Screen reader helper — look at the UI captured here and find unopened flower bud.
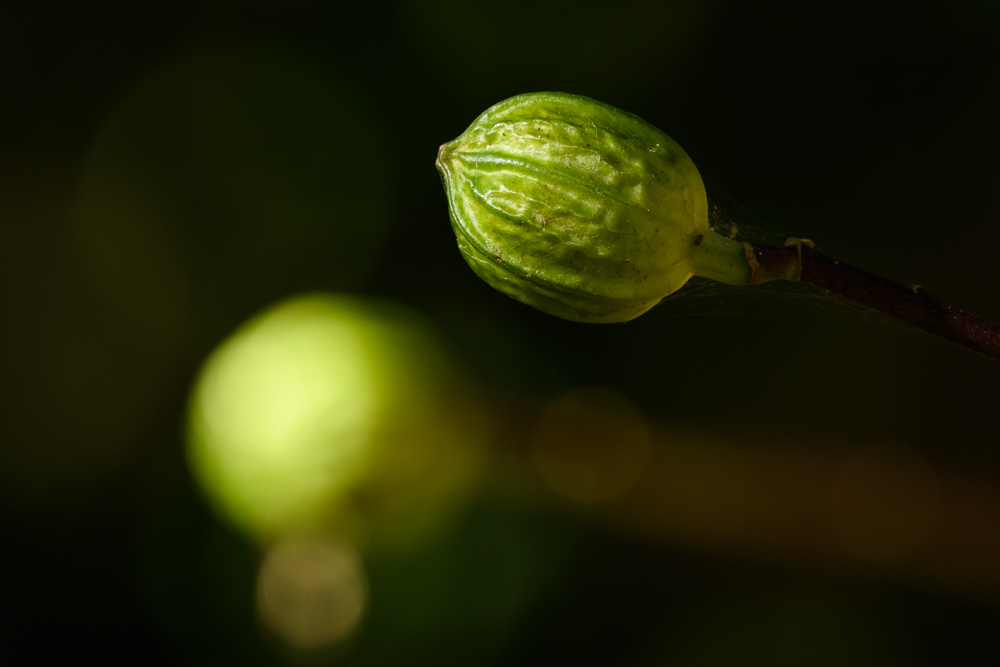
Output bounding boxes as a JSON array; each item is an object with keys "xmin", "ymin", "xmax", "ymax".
[{"xmin": 437, "ymin": 92, "xmax": 753, "ymax": 323}]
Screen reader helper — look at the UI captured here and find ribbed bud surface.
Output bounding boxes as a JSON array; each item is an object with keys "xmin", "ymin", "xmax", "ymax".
[{"xmin": 437, "ymin": 92, "xmax": 716, "ymax": 323}]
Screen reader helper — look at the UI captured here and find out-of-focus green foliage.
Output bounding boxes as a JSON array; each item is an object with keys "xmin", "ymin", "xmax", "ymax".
[
  {"xmin": 75, "ymin": 45, "xmax": 390, "ymax": 343},
  {"xmin": 187, "ymin": 293, "xmax": 486, "ymax": 549}
]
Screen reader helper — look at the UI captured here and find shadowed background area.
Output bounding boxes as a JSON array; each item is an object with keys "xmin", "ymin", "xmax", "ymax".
[{"xmin": 2, "ymin": 0, "xmax": 999, "ymax": 664}]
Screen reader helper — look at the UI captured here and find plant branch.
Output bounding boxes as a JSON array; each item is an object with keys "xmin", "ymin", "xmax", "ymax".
[{"xmin": 744, "ymin": 241, "xmax": 1000, "ymax": 361}]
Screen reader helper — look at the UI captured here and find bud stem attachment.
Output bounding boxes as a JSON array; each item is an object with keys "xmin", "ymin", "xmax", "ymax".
[{"xmin": 688, "ymin": 231, "xmax": 754, "ymax": 287}]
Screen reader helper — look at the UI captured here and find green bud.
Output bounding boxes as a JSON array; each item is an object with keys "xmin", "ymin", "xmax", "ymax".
[{"xmin": 437, "ymin": 92, "xmax": 753, "ymax": 323}]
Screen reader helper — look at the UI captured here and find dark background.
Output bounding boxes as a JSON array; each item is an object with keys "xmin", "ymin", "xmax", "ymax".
[{"xmin": 2, "ymin": 0, "xmax": 999, "ymax": 664}]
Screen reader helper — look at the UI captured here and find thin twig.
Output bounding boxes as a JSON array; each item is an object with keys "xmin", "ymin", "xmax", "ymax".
[{"xmin": 746, "ymin": 242, "xmax": 1000, "ymax": 361}]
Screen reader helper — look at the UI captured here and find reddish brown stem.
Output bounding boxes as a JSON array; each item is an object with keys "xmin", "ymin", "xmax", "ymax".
[{"xmin": 746, "ymin": 243, "xmax": 1000, "ymax": 361}]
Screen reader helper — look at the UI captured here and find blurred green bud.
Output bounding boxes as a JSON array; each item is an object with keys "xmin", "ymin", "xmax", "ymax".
[
  {"xmin": 187, "ymin": 294, "xmax": 486, "ymax": 551},
  {"xmin": 437, "ymin": 92, "xmax": 753, "ymax": 323}
]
